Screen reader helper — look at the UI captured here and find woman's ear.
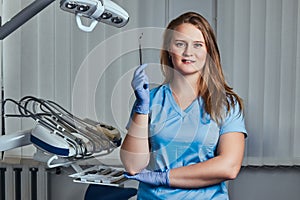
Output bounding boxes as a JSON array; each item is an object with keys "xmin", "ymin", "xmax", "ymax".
[{"xmin": 168, "ymin": 50, "xmax": 172, "ymax": 59}]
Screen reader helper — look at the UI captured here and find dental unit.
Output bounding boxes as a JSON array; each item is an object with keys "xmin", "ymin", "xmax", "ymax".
[{"xmin": 0, "ymin": 96, "xmax": 127, "ymax": 185}]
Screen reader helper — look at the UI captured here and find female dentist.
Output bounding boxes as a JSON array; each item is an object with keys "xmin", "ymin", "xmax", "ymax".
[{"xmin": 120, "ymin": 12, "xmax": 247, "ymax": 200}]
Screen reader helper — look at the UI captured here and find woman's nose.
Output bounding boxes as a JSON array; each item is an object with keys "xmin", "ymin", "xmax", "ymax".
[{"xmin": 183, "ymin": 45, "xmax": 193, "ymax": 56}]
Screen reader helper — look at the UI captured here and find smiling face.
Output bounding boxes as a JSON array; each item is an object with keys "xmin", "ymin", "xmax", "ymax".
[{"xmin": 169, "ymin": 23, "xmax": 207, "ymax": 77}]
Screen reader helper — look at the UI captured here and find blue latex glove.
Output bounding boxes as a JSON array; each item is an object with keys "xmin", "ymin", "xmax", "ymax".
[
  {"xmin": 131, "ymin": 64, "xmax": 150, "ymax": 114},
  {"xmin": 124, "ymin": 169, "xmax": 170, "ymax": 187}
]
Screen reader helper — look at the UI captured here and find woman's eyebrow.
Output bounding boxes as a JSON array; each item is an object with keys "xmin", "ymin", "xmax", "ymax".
[
  {"xmin": 194, "ymin": 40, "xmax": 205, "ymax": 44},
  {"xmin": 173, "ymin": 39, "xmax": 205, "ymax": 44},
  {"xmin": 174, "ymin": 38, "xmax": 204, "ymax": 42}
]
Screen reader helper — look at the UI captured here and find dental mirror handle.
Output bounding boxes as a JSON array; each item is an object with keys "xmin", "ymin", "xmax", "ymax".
[
  {"xmin": 139, "ymin": 33, "xmax": 143, "ymax": 65},
  {"xmin": 139, "ymin": 43, "xmax": 143, "ymax": 65}
]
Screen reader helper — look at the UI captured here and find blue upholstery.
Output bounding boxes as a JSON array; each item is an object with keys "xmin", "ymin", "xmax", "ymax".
[{"xmin": 84, "ymin": 185, "xmax": 137, "ymax": 200}]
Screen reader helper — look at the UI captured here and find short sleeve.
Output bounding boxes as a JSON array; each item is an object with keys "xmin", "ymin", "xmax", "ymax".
[{"xmin": 219, "ymin": 102, "xmax": 247, "ymax": 137}]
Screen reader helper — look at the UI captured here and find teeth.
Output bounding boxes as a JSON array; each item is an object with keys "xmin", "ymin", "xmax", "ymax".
[{"xmin": 182, "ymin": 59, "xmax": 194, "ymax": 63}]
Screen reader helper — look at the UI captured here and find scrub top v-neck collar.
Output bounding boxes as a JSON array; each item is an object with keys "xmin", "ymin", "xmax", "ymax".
[{"xmin": 166, "ymin": 83, "xmax": 199, "ymax": 117}]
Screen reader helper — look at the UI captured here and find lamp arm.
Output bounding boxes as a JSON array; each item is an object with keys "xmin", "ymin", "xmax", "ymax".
[{"xmin": 0, "ymin": 0, "xmax": 56, "ymax": 40}]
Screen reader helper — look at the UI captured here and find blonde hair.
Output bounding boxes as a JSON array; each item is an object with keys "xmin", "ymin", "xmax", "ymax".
[{"xmin": 160, "ymin": 12, "xmax": 243, "ymax": 123}]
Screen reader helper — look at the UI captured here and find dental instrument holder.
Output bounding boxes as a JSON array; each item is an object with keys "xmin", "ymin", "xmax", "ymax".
[
  {"xmin": 1, "ymin": 96, "xmax": 128, "ymax": 187},
  {"xmin": 1, "ymin": 95, "xmax": 122, "ymax": 162},
  {"xmin": 69, "ymin": 165, "xmax": 128, "ymax": 187},
  {"xmin": 33, "ymin": 149, "xmax": 130, "ymax": 187}
]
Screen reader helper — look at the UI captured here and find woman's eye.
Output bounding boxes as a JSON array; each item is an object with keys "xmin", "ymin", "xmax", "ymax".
[
  {"xmin": 194, "ymin": 43, "xmax": 203, "ymax": 48},
  {"xmin": 175, "ymin": 42, "xmax": 186, "ymax": 48}
]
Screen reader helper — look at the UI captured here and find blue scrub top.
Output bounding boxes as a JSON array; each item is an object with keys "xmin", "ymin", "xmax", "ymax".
[{"xmin": 129, "ymin": 84, "xmax": 247, "ymax": 200}]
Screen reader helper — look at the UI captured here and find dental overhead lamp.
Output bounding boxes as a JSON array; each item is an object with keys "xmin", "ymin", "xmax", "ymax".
[
  {"xmin": 61, "ymin": 0, "xmax": 129, "ymax": 32},
  {"xmin": 0, "ymin": 0, "xmax": 129, "ymax": 40}
]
